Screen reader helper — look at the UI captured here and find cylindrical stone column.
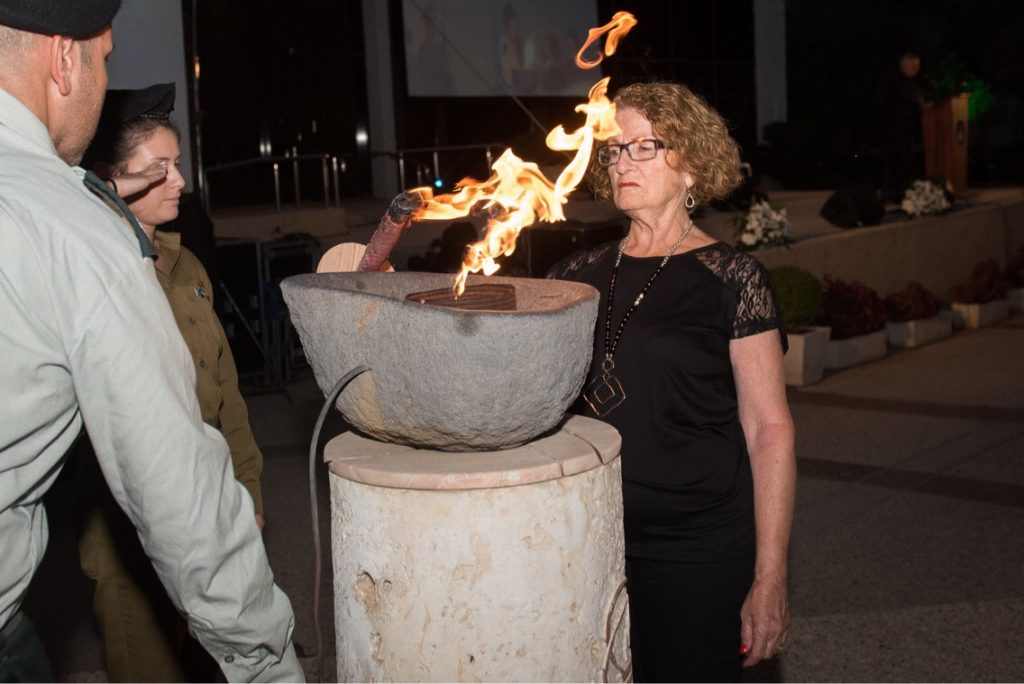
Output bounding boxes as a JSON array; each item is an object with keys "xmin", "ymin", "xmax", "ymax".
[{"xmin": 326, "ymin": 415, "xmax": 630, "ymax": 682}]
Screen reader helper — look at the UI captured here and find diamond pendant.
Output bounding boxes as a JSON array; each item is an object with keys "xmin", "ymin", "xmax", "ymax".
[{"xmin": 582, "ymin": 356, "xmax": 626, "ymax": 417}]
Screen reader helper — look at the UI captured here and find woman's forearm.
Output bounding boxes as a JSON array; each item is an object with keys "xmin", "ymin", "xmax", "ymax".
[{"xmin": 747, "ymin": 421, "xmax": 797, "ymax": 579}]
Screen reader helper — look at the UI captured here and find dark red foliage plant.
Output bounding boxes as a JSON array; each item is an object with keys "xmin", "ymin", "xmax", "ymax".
[
  {"xmin": 1006, "ymin": 247, "xmax": 1024, "ymax": 288},
  {"xmin": 952, "ymin": 259, "xmax": 1008, "ymax": 304},
  {"xmin": 884, "ymin": 281, "xmax": 941, "ymax": 322},
  {"xmin": 821, "ymin": 276, "xmax": 887, "ymax": 340}
]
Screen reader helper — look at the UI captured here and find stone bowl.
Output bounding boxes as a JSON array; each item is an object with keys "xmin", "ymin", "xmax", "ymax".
[{"xmin": 281, "ymin": 272, "xmax": 599, "ymax": 451}]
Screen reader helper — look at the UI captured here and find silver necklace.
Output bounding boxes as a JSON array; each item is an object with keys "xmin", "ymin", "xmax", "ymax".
[{"xmin": 583, "ymin": 219, "xmax": 694, "ymax": 417}]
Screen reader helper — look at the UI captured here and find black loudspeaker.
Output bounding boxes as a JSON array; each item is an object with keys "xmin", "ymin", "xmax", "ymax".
[
  {"xmin": 820, "ymin": 186, "xmax": 885, "ymax": 228},
  {"xmin": 215, "ymin": 236, "xmax": 317, "ymax": 383},
  {"xmin": 215, "ymin": 239, "xmax": 263, "ymax": 376},
  {"xmin": 521, "ymin": 219, "xmax": 627, "ymax": 277}
]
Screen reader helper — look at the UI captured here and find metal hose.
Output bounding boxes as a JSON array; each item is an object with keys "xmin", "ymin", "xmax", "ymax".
[{"xmin": 309, "ymin": 366, "xmax": 370, "ymax": 682}]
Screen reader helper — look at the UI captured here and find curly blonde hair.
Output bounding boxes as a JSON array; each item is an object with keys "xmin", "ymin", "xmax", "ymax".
[{"xmin": 588, "ymin": 82, "xmax": 741, "ymax": 208}]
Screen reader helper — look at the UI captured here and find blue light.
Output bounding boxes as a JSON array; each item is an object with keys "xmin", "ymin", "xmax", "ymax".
[{"xmin": 434, "ymin": 178, "xmax": 444, "ymax": 189}]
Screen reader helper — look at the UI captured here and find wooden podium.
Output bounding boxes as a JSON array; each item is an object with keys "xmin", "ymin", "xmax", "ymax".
[{"xmin": 922, "ymin": 93, "xmax": 970, "ymax": 197}]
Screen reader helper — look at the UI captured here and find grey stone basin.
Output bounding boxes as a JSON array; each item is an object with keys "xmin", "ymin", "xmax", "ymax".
[{"xmin": 281, "ymin": 272, "xmax": 599, "ymax": 451}]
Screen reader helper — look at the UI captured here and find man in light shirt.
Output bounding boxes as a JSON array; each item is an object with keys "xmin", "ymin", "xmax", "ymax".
[{"xmin": 0, "ymin": 1, "xmax": 303, "ymax": 680}]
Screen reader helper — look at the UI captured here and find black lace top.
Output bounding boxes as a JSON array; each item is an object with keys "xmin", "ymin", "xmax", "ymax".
[{"xmin": 549, "ymin": 240, "xmax": 786, "ymax": 562}]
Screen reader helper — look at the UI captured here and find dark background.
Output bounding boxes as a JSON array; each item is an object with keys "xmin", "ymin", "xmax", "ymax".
[
  {"xmin": 778, "ymin": 0, "xmax": 1024, "ymax": 189},
  {"xmin": 193, "ymin": 0, "xmax": 1024, "ymax": 205}
]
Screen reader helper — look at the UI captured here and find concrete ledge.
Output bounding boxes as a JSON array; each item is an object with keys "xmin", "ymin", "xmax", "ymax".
[{"xmin": 212, "ymin": 205, "xmax": 350, "ymax": 242}]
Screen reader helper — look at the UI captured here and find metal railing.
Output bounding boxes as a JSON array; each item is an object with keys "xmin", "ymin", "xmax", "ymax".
[
  {"xmin": 201, "ymin": 150, "xmax": 348, "ymax": 211},
  {"xmin": 374, "ymin": 143, "xmax": 504, "ymax": 190},
  {"xmin": 201, "ymin": 142, "xmax": 505, "ymax": 209}
]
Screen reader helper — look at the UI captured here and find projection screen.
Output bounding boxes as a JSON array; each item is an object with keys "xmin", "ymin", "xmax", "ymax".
[{"xmin": 402, "ymin": 0, "xmax": 600, "ymax": 97}]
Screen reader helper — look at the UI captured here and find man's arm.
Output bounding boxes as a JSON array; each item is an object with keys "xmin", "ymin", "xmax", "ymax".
[{"xmin": 68, "ymin": 258, "xmax": 302, "ymax": 682}]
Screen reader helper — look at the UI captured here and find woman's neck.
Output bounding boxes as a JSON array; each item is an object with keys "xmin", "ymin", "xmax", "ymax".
[
  {"xmin": 140, "ymin": 222, "xmax": 156, "ymax": 241},
  {"xmin": 623, "ymin": 213, "xmax": 693, "ymax": 257}
]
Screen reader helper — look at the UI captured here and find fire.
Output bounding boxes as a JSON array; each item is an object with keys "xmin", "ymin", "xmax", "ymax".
[
  {"xmin": 574, "ymin": 11, "xmax": 639, "ymax": 70},
  {"xmin": 410, "ymin": 12, "xmax": 637, "ymax": 296}
]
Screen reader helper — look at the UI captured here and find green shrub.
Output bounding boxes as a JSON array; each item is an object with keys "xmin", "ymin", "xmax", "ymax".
[{"xmin": 770, "ymin": 266, "xmax": 823, "ymax": 331}]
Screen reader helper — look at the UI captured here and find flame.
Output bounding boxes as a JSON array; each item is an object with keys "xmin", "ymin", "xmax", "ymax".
[
  {"xmin": 575, "ymin": 11, "xmax": 639, "ymax": 69},
  {"xmin": 410, "ymin": 12, "xmax": 637, "ymax": 296}
]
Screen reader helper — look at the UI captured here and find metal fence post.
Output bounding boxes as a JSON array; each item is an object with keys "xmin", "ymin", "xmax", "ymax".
[
  {"xmin": 273, "ymin": 162, "xmax": 281, "ymax": 211},
  {"xmin": 321, "ymin": 155, "xmax": 330, "ymax": 209},
  {"xmin": 331, "ymin": 156, "xmax": 342, "ymax": 208},
  {"xmin": 291, "ymin": 147, "xmax": 301, "ymax": 207}
]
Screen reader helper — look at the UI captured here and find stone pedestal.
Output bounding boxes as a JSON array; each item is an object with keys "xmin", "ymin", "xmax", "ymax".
[{"xmin": 326, "ymin": 415, "xmax": 630, "ymax": 682}]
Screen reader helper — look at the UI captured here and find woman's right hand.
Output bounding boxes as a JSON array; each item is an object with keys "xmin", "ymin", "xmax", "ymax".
[{"xmin": 109, "ymin": 159, "xmax": 169, "ymax": 198}]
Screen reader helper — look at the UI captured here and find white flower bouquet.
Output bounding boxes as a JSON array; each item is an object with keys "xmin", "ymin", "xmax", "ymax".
[
  {"xmin": 901, "ymin": 179, "xmax": 951, "ymax": 217},
  {"xmin": 733, "ymin": 199, "xmax": 793, "ymax": 252}
]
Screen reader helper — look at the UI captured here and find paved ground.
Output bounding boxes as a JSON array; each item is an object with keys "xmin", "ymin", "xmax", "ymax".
[{"xmin": 23, "ymin": 310, "xmax": 1024, "ymax": 682}]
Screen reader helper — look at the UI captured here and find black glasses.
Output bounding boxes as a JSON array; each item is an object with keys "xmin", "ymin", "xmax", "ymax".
[{"xmin": 597, "ymin": 138, "xmax": 669, "ymax": 167}]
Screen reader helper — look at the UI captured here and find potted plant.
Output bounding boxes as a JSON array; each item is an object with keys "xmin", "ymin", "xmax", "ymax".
[
  {"xmin": 884, "ymin": 281, "xmax": 952, "ymax": 348},
  {"xmin": 1006, "ymin": 247, "xmax": 1024, "ymax": 312},
  {"xmin": 951, "ymin": 259, "xmax": 1009, "ymax": 329},
  {"xmin": 770, "ymin": 266, "xmax": 830, "ymax": 386},
  {"xmin": 821, "ymin": 276, "xmax": 888, "ymax": 370}
]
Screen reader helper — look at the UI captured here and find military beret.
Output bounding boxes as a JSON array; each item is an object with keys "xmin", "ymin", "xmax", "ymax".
[
  {"xmin": 82, "ymin": 83, "xmax": 176, "ymax": 168},
  {"xmin": 101, "ymin": 83, "xmax": 176, "ymax": 124},
  {"xmin": 0, "ymin": 0, "xmax": 121, "ymax": 38}
]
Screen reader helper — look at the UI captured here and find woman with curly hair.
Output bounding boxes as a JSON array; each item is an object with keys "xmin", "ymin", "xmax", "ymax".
[{"xmin": 549, "ymin": 82, "xmax": 795, "ymax": 682}]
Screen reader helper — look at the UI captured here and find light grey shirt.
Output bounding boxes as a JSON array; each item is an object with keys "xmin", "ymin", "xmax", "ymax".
[{"xmin": 0, "ymin": 86, "xmax": 303, "ymax": 682}]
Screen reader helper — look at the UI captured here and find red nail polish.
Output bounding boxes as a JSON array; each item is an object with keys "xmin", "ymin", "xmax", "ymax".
[{"xmin": 739, "ymin": 644, "xmax": 750, "ymax": 655}]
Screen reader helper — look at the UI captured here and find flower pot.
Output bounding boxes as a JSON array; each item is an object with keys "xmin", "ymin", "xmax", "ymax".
[
  {"xmin": 951, "ymin": 299, "xmax": 1010, "ymax": 329},
  {"xmin": 886, "ymin": 310, "xmax": 953, "ymax": 348},
  {"xmin": 825, "ymin": 329, "xmax": 887, "ymax": 370},
  {"xmin": 783, "ymin": 326, "xmax": 830, "ymax": 386},
  {"xmin": 1009, "ymin": 288, "xmax": 1024, "ymax": 312}
]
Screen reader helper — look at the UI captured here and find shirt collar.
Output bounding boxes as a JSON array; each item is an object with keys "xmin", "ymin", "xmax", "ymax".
[
  {"xmin": 0, "ymin": 85, "xmax": 61, "ymax": 159},
  {"xmin": 153, "ymin": 230, "xmax": 182, "ymax": 275}
]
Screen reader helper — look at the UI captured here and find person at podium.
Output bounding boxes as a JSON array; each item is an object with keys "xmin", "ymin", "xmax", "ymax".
[{"xmin": 882, "ymin": 50, "xmax": 932, "ymax": 201}]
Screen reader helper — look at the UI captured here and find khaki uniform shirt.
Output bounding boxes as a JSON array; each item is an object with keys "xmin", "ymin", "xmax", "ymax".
[{"xmin": 154, "ymin": 232, "xmax": 263, "ymax": 513}]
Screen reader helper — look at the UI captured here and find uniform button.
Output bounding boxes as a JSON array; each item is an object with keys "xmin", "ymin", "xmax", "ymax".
[
  {"xmin": 224, "ymin": 655, "xmax": 234, "ymax": 664},
  {"xmin": 189, "ymin": 316, "xmax": 197, "ymax": 324},
  {"xmin": 199, "ymin": 359, "xmax": 207, "ymax": 368}
]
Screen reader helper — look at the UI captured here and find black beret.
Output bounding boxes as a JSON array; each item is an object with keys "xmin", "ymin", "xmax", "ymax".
[
  {"xmin": 82, "ymin": 83, "xmax": 176, "ymax": 169},
  {"xmin": 0, "ymin": 0, "xmax": 121, "ymax": 38},
  {"xmin": 101, "ymin": 83, "xmax": 176, "ymax": 124}
]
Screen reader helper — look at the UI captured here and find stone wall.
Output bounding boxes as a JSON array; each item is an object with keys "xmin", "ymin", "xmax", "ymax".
[{"xmin": 755, "ymin": 197, "xmax": 1024, "ymax": 299}]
